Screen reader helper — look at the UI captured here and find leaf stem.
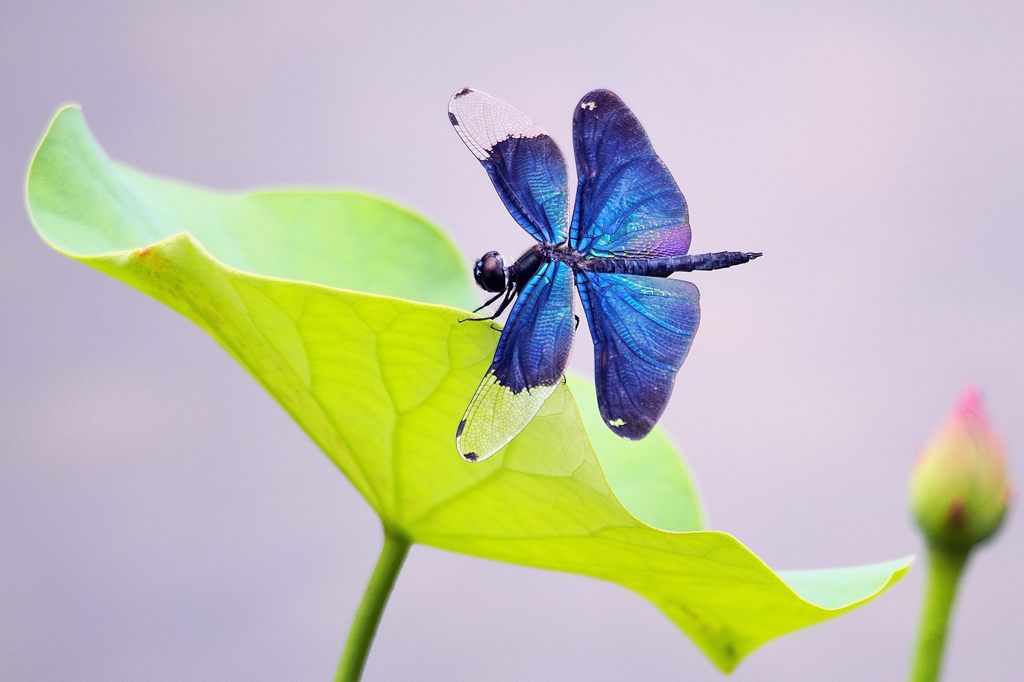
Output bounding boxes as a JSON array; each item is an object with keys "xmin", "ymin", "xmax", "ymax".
[
  {"xmin": 336, "ymin": 526, "xmax": 410, "ymax": 682},
  {"xmin": 909, "ymin": 545, "xmax": 968, "ymax": 682}
]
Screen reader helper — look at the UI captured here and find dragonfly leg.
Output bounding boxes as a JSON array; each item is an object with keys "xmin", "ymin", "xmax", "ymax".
[
  {"xmin": 459, "ymin": 286, "xmax": 516, "ymax": 323},
  {"xmin": 472, "ymin": 290, "xmax": 505, "ymax": 313},
  {"xmin": 574, "ymin": 314, "xmax": 580, "ymax": 331}
]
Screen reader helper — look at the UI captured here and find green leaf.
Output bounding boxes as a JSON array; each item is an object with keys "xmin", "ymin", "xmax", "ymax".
[
  {"xmin": 26, "ymin": 106, "xmax": 911, "ymax": 673},
  {"xmin": 568, "ymin": 374, "xmax": 705, "ymax": 532}
]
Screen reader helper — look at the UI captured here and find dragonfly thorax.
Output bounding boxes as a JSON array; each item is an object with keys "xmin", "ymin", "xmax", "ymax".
[{"xmin": 473, "ymin": 250, "xmax": 507, "ymax": 293}]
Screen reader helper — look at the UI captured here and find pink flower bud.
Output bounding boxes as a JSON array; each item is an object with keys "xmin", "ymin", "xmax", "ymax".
[{"xmin": 909, "ymin": 387, "xmax": 1011, "ymax": 551}]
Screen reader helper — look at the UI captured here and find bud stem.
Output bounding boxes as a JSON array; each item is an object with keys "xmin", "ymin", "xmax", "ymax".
[{"xmin": 910, "ymin": 545, "xmax": 968, "ymax": 682}]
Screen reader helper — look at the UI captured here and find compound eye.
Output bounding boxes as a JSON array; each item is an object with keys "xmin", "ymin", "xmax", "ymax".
[{"xmin": 476, "ymin": 251, "xmax": 506, "ymax": 292}]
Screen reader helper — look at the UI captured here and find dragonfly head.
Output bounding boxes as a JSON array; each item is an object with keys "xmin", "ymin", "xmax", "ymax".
[{"xmin": 473, "ymin": 250, "xmax": 508, "ymax": 293}]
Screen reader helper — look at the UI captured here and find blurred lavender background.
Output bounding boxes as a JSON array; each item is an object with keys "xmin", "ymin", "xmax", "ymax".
[{"xmin": 2, "ymin": 1, "xmax": 1022, "ymax": 679}]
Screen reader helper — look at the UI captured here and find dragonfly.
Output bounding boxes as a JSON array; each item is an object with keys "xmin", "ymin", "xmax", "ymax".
[{"xmin": 449, "ymin": 87, "xmax": 760, "ymax": 462}]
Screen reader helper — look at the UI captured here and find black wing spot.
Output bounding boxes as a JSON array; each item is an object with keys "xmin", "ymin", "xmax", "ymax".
[
  {"xmin": 454, "ymin": 87, "xmax": 472, "ymax": 98},
  {"xmin": 463, "ymin": 452, "xmax": 479, "ymax": 462},
  {"xmin": 456, "ymin": 419, "xmax": 466, "ymax": 437},
  {"xmin": 448, "ymin": 111, "xmax": 459, "ymax": 125}
]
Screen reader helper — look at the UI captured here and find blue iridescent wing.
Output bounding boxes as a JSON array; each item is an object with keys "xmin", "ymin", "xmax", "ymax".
[
  {"xmin": 457, "ymin": 261, "xmax": 575, "ymax": 461},
  {"xmin": 575, "ymin": 271, "xmax": 700, "ymax": 440},
  {"xmin": 569, "ymin": 89, "xmax": 691, "ymax": 258},
  {"xmin": 449, "ymin": 88, "xmax": 569, "ymax": 244}
]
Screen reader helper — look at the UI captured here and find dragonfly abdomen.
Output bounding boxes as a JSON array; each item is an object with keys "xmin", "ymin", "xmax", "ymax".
[{"xmin": 582, "ymin": 251, "xmax": 762, "ymax": 277}]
